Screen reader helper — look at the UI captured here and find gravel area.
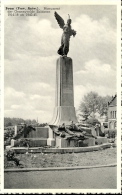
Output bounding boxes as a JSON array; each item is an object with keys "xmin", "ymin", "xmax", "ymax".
[{"xmin": 4, "ymin": 147, "xmax": 117, "ymax": 169}]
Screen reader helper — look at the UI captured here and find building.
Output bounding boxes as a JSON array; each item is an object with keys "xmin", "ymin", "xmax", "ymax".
[{"xmin": 107, "ymin": 94, "xmax": 117, "ymax": 130}]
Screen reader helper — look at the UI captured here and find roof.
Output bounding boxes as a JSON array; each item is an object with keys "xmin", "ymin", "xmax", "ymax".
[{"xmin": 108, "ymin": 94, "xmax": 117, "ymax": 107}]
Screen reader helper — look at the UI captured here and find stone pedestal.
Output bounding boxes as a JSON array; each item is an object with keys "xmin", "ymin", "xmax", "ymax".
[
  {"xmin": 11, "ymin": 126, "xmax": 55, "ymax": 147},
  {"xmin": 78, "ymin": 138, "xmax": 95, "ymax": 147},
  {"xmin": 11, "ymin": 138, "xmax": 48, "ymax": 147},
  {"xmin": 27, "ymin": 127, "xmax": 49, "ymax": 138},
  {"xmin": 56, "ymin": 137, "xmax": 95, "ymax": 148},
  {"xmin": 47, "ymin": 138, "xmax": 55, "ymax": 146},
  {"xmin": 47, "ymin": 126, "xmax": 55, "ymax": 146},
  {"xmin": 50, "ymin": 56, "xmax": 77, "ymax": 125},
  {"xmin": 28, "ymin": 138, "xmax": 47, "ymax": 147},
  {"xmin": 83, "ymin": 138, "xmax": 95, "ymax": 146},
  {"xmin": 56, "ymin": 137, "xmax": 67, "ymax": 148}
]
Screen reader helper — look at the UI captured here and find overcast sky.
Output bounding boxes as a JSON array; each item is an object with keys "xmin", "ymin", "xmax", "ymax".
[{"xmin": 4, "ymin": 4, "xmax": 117, "ymax": 123}]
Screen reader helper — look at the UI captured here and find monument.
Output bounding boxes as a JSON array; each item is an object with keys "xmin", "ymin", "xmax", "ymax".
[
  {"xmin": 8, "ymin": 12, "xmax": 108, "ymax": 150},
  {"xmin": 50, "ymin": 12, "xmax": 77, "ymax": 126}
]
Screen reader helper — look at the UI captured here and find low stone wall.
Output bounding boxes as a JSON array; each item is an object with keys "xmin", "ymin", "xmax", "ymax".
[
  {"xmin": 95, "ymin": 137, "xmax": 108, "ymax": 145},
  {"xmin": 47, "ymin": 138, "xmax": 55, "ymax": 147},
  {"xmin": 29, "ymin": 138, "xmax": 47, "ymax": 147},
  {"xmin": 11, "ymin": 126, "xmax": 108, "ymax": 148},
  {"xmin": 6, "ymin": 143, "xmax": 113, "ymax": 154},
  {"xmin": 11, "ymin": 126, "xmax": 55, "ymax": 147},
  {"xmin": 11, "ymin": 139, "xmax": 20, "ymax": 147},
  {"xmin": 56, "ymin": 137, "xmax": 95, "ymax": 148},
  {"xmin": 79, "ymin": 138, "xmax": 95, "ymax": 147},
  {"xmin": 27, "ymin": 127, "xmax": 49, "ymax": 138},
  {"xmin": 11, "ymin": 138, "xmax": 47, "ymax": 147}
]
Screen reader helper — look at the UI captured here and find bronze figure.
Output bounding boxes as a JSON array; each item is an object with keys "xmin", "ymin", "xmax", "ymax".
[{"xmin": 54, "ymin": 11, "xmax": 76, "ymax": 56}]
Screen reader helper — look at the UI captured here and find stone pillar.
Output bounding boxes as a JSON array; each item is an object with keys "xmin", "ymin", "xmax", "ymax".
[
  {"xmin": 14, "ymin": 125, "xmax": 17, "ymax": 136},
  {"xmin": 50, "ymin": 56, "xmax": 77, "ymax": 125}
]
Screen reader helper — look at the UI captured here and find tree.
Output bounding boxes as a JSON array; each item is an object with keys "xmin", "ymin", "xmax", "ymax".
[
  {"xmin": 4, "ymin": 117, "xmax": 38, "ymax": 127},
  {"xmin": 79, "ymin": 91, "xmax": 111, "ymax": 119},
  {"xmin": 6, "ymin": 122, "xmax": 13, "ymax": 127}
]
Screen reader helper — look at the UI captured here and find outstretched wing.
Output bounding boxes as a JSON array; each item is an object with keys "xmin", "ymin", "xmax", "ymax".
[{"xmin": 54, "ymin": 11, "xmax": 65, "ymax": 29}]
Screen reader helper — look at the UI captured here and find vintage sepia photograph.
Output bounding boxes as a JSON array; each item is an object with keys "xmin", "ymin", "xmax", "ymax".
[{"xmin": 1, "ymin": 0, "xmax": 121, "ymax": 193}]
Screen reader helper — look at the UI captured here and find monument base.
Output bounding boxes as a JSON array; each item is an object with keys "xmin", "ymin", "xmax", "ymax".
[
  {"xmin": 95, "ymin": 137, "xmax": 108, "ymax": 145},
  {"xmin": 79, "ymin": 138, "xmax": 95, "ymax": 147},
  {"xmin": 50, "ymin": 106, "xmax": 77, "ymax": 126},
  {"xmin": 11, "ymin": 138, "xmax": 47, "ymax": 147},
  {"xmin": 11, "ymin": 126, "xmax": 55, "ymax": 147},
  {"xmin": 47, "ymin": 138, "xmax": 55, "ymax": 147},
  {"xmin": 56, "ymin": 137, "xmax": 95, "ymax": 148}
]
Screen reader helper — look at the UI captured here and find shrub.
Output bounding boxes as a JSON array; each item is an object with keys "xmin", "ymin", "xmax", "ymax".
[
  {"xmin": 19, "ymin": 138, "xmax": 30, "ymax": 147},
  {"xmin": 13, "ymin": 126, "xmax": 24, "ymax": 139},
  {"xmin": 4, "ymin": 129, "xmax": 15, "ymax": 141},
  {"xmin": 5, "ymin": 150, "xmax": 20, "ymax": 166},
  {"xmin": 4, "ymin": 129, "xmax": 15, "ymax": 146},
  {"xmin": 104, "ymin": 129, "xmax": 117, "ymax": 138},
  {"xmin": 38, "ymin": 123, "xmax": 48, "ymax": 127},
  {"xmin": 23, "ymin": 125, "xmax": 36, "ymax": 138},
  {"xmin": 13, "ymin": 125, "xmax": 36, "ymax": 139},
  {"xmin": 86, "ymin": 118, "xmax": 100, "ymax": 126}
]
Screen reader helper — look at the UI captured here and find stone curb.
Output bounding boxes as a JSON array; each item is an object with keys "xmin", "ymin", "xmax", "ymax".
[
  {"xmin": 4, "ymin": 164, "xmax": 117, "ymax": 172},
  {"xmin": 6, "ymin": 143, "xmax": 116, "ymax": 154}
]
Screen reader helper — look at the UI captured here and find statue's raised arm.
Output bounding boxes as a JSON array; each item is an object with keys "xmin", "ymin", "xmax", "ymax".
[{"xmin": 54, "ymin": 11, "xmax": 76, "ymax": 56}]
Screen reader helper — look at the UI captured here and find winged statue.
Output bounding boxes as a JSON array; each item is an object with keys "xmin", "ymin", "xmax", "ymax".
[{"xmin": 54, "ymin": 11, "xmax": 76, "ymax": 56}]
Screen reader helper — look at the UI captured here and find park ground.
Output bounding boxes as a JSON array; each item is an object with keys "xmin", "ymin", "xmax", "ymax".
[{"xmin": 4, "ymin": 147, "xmax": 116, "ymax": 169}]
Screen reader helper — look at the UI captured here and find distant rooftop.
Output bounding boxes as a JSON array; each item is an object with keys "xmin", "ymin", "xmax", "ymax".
[{"xmin": 108, "ymin": 94, "xmax": 117, "ymax": 107}]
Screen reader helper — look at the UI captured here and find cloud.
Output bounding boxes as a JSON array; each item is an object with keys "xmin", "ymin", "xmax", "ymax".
[
  {"xmin": 29, "ymin": 94, "xmax": 54, "ymax": 111},
  {"xmin": 4, "ymin": 55, "xmax": 56, "ymax": 95},
  {"xmin": 69, "ymin": 14, "xmax": 116, "ymax": 70},
  {"xmin": 5, "ymin": 13, "xmax": 116, "ymax": 66},
  {"xmin": 73, "ymin": 15, "xmax": 116, "ymax": 45},
  {"xmin": 5, "ymin": 17, "xmax": 61, "ymax": 60},
  {"xmin": 4, "ymin": 87, "xmax": 54, "ymax": 122},
  {"xmin": 4, "ymin": 87, "xmax": 26, "ymax": 109},
  {"xmin": 74, "ymin": 83, "xmax": 116, "ymax": 110},
  {"xmin": 74, "ymin": 59, "xmax": 116, "ymax": 110},
  {"xmin": 74, "ymin": 59, "xmax": 116, "ymax": 88}
]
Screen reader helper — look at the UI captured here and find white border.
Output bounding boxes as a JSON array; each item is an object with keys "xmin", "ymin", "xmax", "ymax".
[{"xmin": 1, "ymin": 0, "xmax": 121, "ymax": 193}]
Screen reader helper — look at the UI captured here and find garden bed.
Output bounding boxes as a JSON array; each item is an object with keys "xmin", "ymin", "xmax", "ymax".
[{"xmin": 4, "ymin": 147, "xmax": 116, "ymax": 169}]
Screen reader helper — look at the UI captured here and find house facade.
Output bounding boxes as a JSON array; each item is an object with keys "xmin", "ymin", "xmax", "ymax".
[{"xmin": 107, "ymin": 94, "xmax": 117, "ymax": 130}]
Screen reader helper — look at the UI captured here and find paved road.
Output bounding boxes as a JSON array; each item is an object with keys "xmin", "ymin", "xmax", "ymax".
[{"xmin": 4, "ymin": 167, "xmax": 117, "ymax": 189}]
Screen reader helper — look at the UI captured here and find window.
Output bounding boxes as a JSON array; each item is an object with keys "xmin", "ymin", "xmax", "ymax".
[
  {"xmin": 110, "ymin": 111, "xmax": 112, "ymax": 118},
  {"xmin": 113, "ymin": 111, "xmax": 114, "ymax": 118},
  {"xmin": 115, "ymin": 111, "xmax": 116, "ymax": 118}
]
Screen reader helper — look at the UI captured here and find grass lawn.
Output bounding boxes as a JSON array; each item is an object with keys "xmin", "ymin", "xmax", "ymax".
[{"xmin": 4, "ymin": 147, "xmax": 116, "ymax": 169}]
